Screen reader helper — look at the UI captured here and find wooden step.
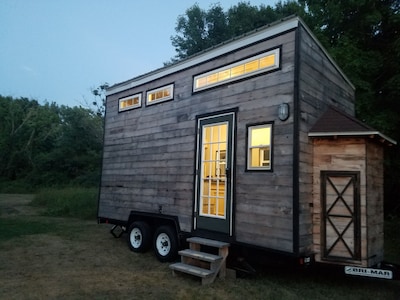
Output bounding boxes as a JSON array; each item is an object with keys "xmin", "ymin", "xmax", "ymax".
[
  {"xmin": 170, "ymin": 262, "xmax": 214, "ymax": 283},
  {"xmin": 187, "ymin": 237, "xmax": 230, "ymax": 249},
  {"xmin": 179, "ymin": 249, "xmax": 222, "ymax": 263},
  {"xmin": 171, "ymin": 237, "xmax": 231, "ymax": 285}
]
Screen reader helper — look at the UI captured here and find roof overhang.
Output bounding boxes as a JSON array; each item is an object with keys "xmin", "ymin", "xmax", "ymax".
[{"xmin": 308, "ymin": 131, "xmax": 397, "ymax": 146}]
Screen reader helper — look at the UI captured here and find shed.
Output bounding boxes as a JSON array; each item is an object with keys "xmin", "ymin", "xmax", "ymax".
[{"xmin": 309, "ymin": 107, "xmax": 395, "ymax": 266}]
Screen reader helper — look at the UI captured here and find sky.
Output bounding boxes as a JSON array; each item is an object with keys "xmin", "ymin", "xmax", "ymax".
[{"xmin": 0, "ymin": 0, "xmax": 278, "ymax": 108}]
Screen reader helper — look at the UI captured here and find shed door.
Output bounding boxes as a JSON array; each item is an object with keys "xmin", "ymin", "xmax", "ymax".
[
  {"xmin": 321, "ymin": 171, "xmax": 361, "ymax": 261},
  {"xmin": 194, "ymin": 113, "xmax": 234, "ymax": 236}
]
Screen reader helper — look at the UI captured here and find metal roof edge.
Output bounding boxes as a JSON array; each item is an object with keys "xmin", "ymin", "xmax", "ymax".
[
  {"xmin": 106, "ymin": 16, "xmax": 301, "ymax": 96},
  {"xmin": 308, "ymin": 131, "xmax": 397, "ymax": 145}
]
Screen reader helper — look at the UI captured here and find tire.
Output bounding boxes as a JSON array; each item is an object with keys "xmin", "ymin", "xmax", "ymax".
[
  {"xmin": 127, "ymin": 221, "xmax": 151, "ymax": 253},
  {"xmin": 153, "ymin": 225, "xmax": 178, "ymax": 262}
]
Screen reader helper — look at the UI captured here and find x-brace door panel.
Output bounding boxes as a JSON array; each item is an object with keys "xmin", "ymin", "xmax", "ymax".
[{"xmin": 321, "ymin": 171, "xmax": 361, "ymax": 262}]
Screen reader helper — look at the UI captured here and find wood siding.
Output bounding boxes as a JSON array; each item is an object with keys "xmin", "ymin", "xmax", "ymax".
[
  {"xmin": 296, "ymin": 24, "xmax": 355, "ymax": 254},
  {"xmin": 99, "ymin": 30, "xmax": 297, "ymax": 252}
]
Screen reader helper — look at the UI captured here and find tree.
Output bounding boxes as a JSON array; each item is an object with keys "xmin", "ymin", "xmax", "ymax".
[
  {"xmin": 91, "ymin": 82, "xmax": 109, "ymax": 116},
  {"xmin": 170, "ymin": 1, "xmax": 303, "ymax": 62},
  {"xmin": 0, "ymin": 95, "xmax": 104, "ymax": 190},
  {"xmin": 171, "ymin": 4, "xmax": 210, "ymax": 61}
]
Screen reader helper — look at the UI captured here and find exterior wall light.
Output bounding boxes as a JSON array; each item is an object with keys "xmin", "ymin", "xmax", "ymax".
[{"xmin": 278, "ymin": 103, "xmax": 290, "ymax": 121}]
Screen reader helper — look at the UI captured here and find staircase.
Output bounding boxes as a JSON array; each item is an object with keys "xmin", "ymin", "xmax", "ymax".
[{"xmin": 169, "ymin": 237, "xmax": 230, "ymax": 285}]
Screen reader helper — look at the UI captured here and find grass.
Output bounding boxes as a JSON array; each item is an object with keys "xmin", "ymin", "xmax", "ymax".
[
  {"xmin": 0, "ymin": 193, "xmax": 399, "ymax": 299},
  {"xmin": 0, "ymin": 217, "xmax": 56, "ymax": 242},
  {"xmin": 31, "ymin": 186, "xmax": 98, "ymax": 219}
]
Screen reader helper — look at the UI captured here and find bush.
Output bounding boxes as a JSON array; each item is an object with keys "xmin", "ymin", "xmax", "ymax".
[{"xmin": 32, "ymin": 187, "xmax": 98, "ymax": 220}]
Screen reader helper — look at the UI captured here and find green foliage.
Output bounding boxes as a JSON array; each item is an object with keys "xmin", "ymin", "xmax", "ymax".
[
  {"xmin": 0, "ymin": 95, "xmax": 103, "ymax": 191},
  {"xmin": 170, "ymin": 1, "xmax": 303, "ymax": 62},
  {"xmin": 385, "ymin": 216, "xmax": 400, "ymax": 264},
  {"xmin": 32, "ymin": 187, "xmax": 98, "ymax": 219}
]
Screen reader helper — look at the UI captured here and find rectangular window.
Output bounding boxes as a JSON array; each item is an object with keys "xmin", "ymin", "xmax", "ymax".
[
  {"xmin": 193, "ymin": 48, "xmax": 280, "ymax": 92},
  {"xmin": 247, "ymin": 124, "xmax": 272, "ymax": 170},
  {"xmin": 146, "ymin": 84, "xmax": 174, "ymax": 105},
  {"xmin": 119, "ymin": 93, "xmax": 142, "ymax": 112}
]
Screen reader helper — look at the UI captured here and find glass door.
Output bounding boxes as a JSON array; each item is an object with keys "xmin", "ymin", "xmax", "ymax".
[{"xmin": 195, "ymin": 113, "xmax": 234, "ymax": 235}]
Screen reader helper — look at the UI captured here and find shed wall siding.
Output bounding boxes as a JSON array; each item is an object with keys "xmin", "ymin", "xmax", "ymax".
[{"xmin": 312, "ymin": 138, "xmax": 369, "ymax": 266}]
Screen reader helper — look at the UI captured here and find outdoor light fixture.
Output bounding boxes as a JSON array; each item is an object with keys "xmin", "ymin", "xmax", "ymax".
[{"xmin": 278, "ymin": 103, "xmax": 289, "ymax": 121}]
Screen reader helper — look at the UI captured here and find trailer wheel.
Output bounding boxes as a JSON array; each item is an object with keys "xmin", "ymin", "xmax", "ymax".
[
  {"xmin": 127, "ymin": 221, "xmax": 151, "ymax": 253},
  {"xmin": 153, "ymin": 225, "xmax": 178, "ymax": 262}
]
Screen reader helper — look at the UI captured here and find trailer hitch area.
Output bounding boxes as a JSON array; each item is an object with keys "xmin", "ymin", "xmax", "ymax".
[
  {"xmin": 344, "ymin": 262, "xmax": 400, "ymax": 280},
  {"xmin": 110, "ymin": 225, "xmax": 125, "ymax": 238}
]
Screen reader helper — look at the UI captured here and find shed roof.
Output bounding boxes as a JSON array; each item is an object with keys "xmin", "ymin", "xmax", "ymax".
[{"xmin": 308, "ymin": 107, "xmax": 396, "ymax": 145}]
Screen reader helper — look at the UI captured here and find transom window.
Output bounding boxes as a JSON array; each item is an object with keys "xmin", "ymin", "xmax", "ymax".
[
  {"xmin": 193, "ymin": 48, "xmax": 280, "ymax": 92},
  {"xmin": 146, "ymin": 84, "xmax": 174, "ymax": 105},
  {"xmin": 119, "ymin": 93, "xmax": 142, "ymax": 112},
  {"xmin": 247, "ymin": 124, "xmax": 272, "ymax": 170}
]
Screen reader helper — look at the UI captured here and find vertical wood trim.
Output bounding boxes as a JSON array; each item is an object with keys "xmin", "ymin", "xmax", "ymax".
[{"xmin": 292, "ymin": 25, "xmax": 301, "ymax": 254}]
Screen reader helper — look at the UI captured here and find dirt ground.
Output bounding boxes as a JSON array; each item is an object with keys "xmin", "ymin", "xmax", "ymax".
[{"xmin": 0, "ymin": 194, "xmax": 399, "ymax": 300}]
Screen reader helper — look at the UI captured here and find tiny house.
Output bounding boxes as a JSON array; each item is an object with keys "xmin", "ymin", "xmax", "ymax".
[{"xmin": 98, "ymin": 16, "xmax": 395, "ymax": 278}]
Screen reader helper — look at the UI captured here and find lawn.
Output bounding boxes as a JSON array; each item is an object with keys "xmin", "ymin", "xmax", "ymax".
[{"xmin": 0, "ymin": 193, "xmax": 399, "ymax": 299}]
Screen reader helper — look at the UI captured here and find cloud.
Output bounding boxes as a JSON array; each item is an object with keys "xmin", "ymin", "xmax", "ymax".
[{"xmin": 20, "ymin": 65, "xmax": 39, "ymax": 77}]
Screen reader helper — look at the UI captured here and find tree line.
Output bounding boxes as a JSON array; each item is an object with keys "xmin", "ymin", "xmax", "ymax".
[{"xmin": 0, "ymin": 95, "xmax": 103, "ymax": 191}]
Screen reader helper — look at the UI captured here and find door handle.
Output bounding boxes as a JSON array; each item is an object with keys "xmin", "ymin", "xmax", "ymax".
[{"xmin": 225, "ymin": 167, "xmax": 231, "ymax": 178}]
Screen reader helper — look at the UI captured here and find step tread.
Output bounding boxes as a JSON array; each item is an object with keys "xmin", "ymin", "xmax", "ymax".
[
  {"xmin": 170, "ymin": 262, "xmax": 214, "ymax": 278},
  {"xmin": 179, "ymin": 249, "xmax": 222, "ymax": 262},
  {"xmin": 187, "ymin": 237, "xmax": 230, "ymax": 248}
]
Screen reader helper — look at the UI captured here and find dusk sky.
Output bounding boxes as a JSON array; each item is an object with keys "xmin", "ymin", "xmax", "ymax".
[{"xmin": 0, "ymin": 1, "xmax": 277, "ymax": 107}]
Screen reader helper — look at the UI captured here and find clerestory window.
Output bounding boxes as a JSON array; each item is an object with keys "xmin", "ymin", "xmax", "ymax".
[{"xmin": 193, "ymin": 48, "xmax": 280, "ymax": 92}]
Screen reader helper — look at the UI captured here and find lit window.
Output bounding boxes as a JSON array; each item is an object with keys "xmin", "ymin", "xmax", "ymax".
[
  {"xmin": 146, "ymin": 84, "xmax": 174, "ymax": 105},
  {"xmin": 119, "ymin": 93, "xmax": 142, "ymax": 112},
  {"xmin": 193, "ymin": 48, "xmax": 280, "ymax": 92},
  {"xmin": 247, "ymin": 124, "xmax": 272, "ymax": 170}
]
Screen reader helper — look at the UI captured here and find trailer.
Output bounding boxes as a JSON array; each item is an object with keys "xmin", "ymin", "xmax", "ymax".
[{"xmin": 98, "ymin": 16, "xmax": 397, "ymax": 283}]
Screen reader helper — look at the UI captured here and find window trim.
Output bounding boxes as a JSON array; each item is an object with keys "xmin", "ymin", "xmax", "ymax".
[
  {"xmin": 146, "ymin": 83, "xmax": 174, "ymax": 106},
  {"xmin": 118, "ymin": 93, "xmax": 142, "ymax": 112},
  {"xmin": 193, "ymin": 48, "xmax": 280, "ymax": 92},
  {"xmin": 246, "ymin": 123, "xmax": 273, "ymax": 171}
]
